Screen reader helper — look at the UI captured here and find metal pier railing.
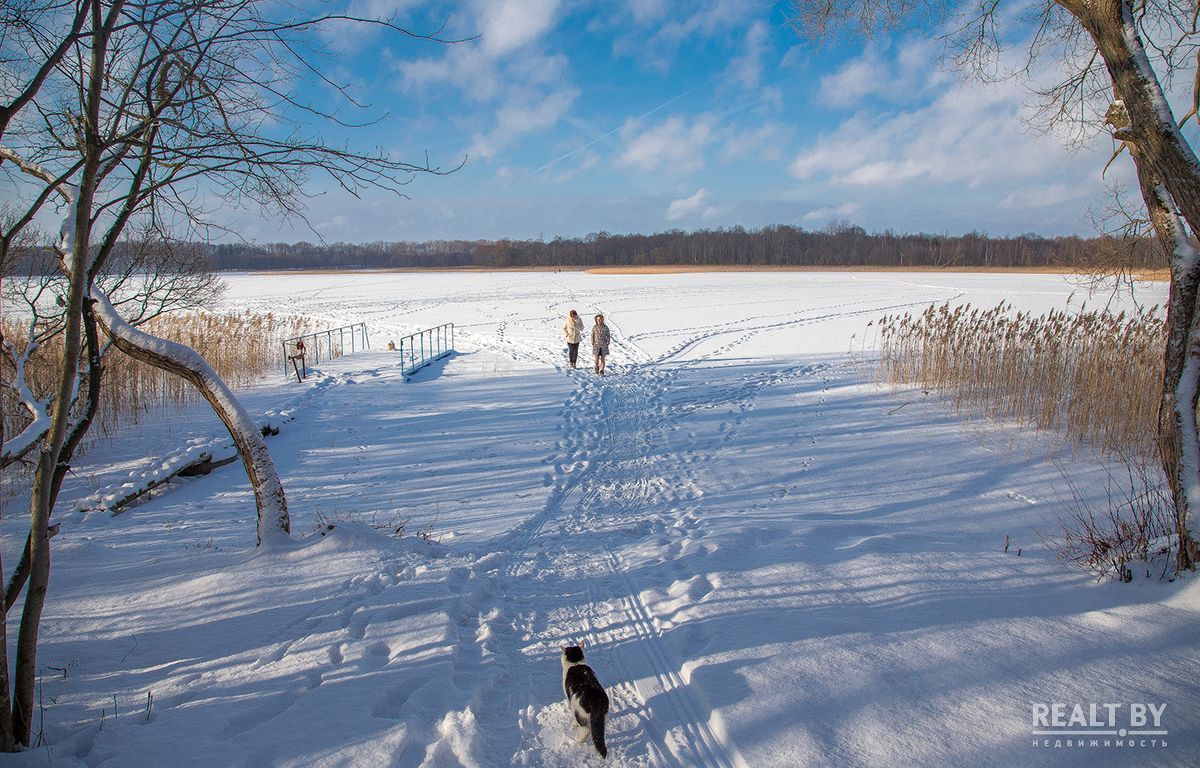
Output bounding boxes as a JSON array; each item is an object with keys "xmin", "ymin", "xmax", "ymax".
[
  {"xmin": 399, "ymin": 323, "xmax": 454, "ymax": 377},
  {"xmin": 281, "ymin": 322, "xmax": 369, "ymax": 378}
]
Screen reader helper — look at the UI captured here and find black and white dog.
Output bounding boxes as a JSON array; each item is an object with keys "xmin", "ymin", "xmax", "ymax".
[{"xmin": 561, "ymin": 640, "xmax": 609, "ymax": 758}]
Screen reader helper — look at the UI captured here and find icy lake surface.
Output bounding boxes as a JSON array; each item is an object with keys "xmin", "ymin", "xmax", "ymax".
[{"xmin": 5, "ymin": 270, "xmax": 1196, "ymax": 768}]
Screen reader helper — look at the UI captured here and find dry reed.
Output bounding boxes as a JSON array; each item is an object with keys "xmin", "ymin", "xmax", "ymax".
[
  {"xmin": 2, "ymin": 311, "xmax": 313, "ymax": 444},
  {"xmin": 877, "ymin": 302, "xmax": 1165, "ymax": 458}
]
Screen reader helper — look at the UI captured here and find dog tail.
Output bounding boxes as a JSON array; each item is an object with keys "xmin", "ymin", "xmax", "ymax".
[{"xmin": 589, "ymin": 707, "xmax": 607, "ymax": 758}]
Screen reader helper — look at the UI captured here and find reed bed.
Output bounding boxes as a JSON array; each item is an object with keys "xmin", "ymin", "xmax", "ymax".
[
  {"xmin": 877, "ymin": 302, "xmax": 1165, "ymax": 458},
  {"xmin": 2, "ymin": 311, "xmax": 312, "ymax": 443}
]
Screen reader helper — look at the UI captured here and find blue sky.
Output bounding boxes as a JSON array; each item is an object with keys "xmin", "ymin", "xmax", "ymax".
[{"xmin": 236, "ymin": 0, "xmax": 1153, "ymax": 243}]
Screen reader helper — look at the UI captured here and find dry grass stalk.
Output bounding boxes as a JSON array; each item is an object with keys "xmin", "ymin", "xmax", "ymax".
[
  {"xmin": 876, "ymin": 302, "xmax": 1164, "ymax": 458},
  {"xmin": 2, "ymin": 311, "xmax": 312, "ymax": 443}
]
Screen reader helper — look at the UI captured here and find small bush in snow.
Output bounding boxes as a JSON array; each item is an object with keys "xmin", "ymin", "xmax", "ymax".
[
  {"xmin": 1048, "ymin": 456, "xmax": 1176, "ymax": 582},
  {"xmin": 312, "ymin": 509, "xmax": 439, "ymax": 543}
]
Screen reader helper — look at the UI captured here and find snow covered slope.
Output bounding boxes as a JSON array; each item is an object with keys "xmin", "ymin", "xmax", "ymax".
[{"xmin": 3, "ymin": 270, "xmax": 1195, "ymax": 767}]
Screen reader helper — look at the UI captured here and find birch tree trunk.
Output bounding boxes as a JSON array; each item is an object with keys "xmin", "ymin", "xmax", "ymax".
[
  {"xmin": 11, "ymin": 0, "xmax": 112, "ymax": 739},
  {"xmin": 0, "ymin": 311, "xmax": 12, "ymax": 750},
  {"xmin": 12, "ymin": 209, "xmax": 88, "ymax": 746},
  {"xmin": 91, "ymin": 291, "xmax": 290, "ymax": 545},
  {"xmin": 1131, "ymin": 158, "xmax": 1200, "ymax": 571},
  {"xmin": 4, "ymin": 302, "xmax": 103, "ymax": 616},
  {"xmin": 1061, "ymin": 0, "xmax": 1200, "ymax": 568}
]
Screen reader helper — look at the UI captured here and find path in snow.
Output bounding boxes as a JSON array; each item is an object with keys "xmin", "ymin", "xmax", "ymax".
[
  {"xmin": 8, "ymin": 271, "xmax": 1197, "ymax": 768},
  {"xmin": 402, "ymin": 288, "xmax": 951, "ymax": 767},
  {"xmin": 428, "ymin": 350, "xmax": 762, "ymax": 767}
]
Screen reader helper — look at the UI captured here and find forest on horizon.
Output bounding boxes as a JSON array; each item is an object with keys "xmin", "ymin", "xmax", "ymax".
[
  {"xmin": 1, "ymin": 223, "xmax": 1164, "ymax": 276},
  {"xmin": 207, "ymin": 223, "xmax": 1159, "ymax": 272}
]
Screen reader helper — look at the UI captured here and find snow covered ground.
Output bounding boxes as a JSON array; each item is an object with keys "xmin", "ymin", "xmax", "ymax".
[{"xmin": 3, "ymin": 270, "xmax": 1197, "ymax": 767}]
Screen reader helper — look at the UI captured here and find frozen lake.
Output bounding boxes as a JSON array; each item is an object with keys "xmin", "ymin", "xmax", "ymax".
[
  {"xmin": 218, "ymin": 269, "xmax": 1166, "ymax": 363},
  {"xmin": 9, "ymin": 269, "xmax": 1194, "ymax": 768}
]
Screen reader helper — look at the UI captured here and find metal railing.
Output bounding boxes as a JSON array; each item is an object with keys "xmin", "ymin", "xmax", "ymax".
[
  {"xmin": 281, "ymin": 322, "xmax": 369, "ymax": 376},
  {"xmin": 399, "ymin": 323, "xmax": 454, "ymax": 377}
]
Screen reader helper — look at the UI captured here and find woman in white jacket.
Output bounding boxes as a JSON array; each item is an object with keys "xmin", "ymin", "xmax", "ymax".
[{"xmin": 562, "ymin": 309, "xmax": 585, "ymax": 369}]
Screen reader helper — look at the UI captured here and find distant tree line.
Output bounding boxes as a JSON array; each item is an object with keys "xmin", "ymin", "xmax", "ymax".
[
  {"xmin": 3, "ymin": 223, "xmax": 1162, "ymax": 275},
  {"xmin": 208, "ymin": 224, "xmax": 1159, "ymax": 271}
]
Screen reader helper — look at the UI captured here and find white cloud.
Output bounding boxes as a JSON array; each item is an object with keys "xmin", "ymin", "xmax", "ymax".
[
  {"xmin": 610, "ymin": 0, "xmax": 760, "ymax": 73},
  {"xmin": 758, "ymin": 85, "xmax": 784, "ymax": 111},
  {"xmin": 844, "ymin": 159, "xmax": 926, "ymax": 186},
  {"xmin": 726, "ymin": 20, "xmax": 769, "ymax": 89},
  {"xmin": 665, "ymin": 187, "xmax": 729, "ymax": 222},
  {"xmin": 999, "ymin": 183, "xmax": 1084, "ymax": 210},
  {"xmin": 817, "ymin": 38, "xmax": 947, "ymax": 108},
  {"xmin": 780, "ymin": 45, "xmax": 808, "ymax": 70},
  {"xmin": 785, "ymin": 35, "xmax": 1145, "ymax": 235},
  {"xmin": 354, "ymin": 0, "xmax": 424, "ymax": 17},
  {"xmin": 720, "ymin": 121, "xmax": 788, "ymax": 161},
  {"xmin": 507, "ymin": 50, "xmax": 571, "ymax": 87},
  {"xmin": 479, "ymin": 0, "xmax": 560, "ymax": 56},
  {"xmin": 802, "ymin": 202, "xmax": 862, "ymax": 223},
  {"xmin": 395, "ymin": 0, "xmax": 573, "ymax": 162},
  {"xmin": 315, "ymin": 214, "xmax": 352, "ymax": 232},
  {"xmin": 543, "ymin": 152, "xmax": 601, "ymax": 183},
  {"xmin": 471, "ymin": 86, "xmax": 580, "ymax": 160},
  {"xmin": 627, "ymin": 0, "xmax": 669, "ymax": 24},
  {"xmin": 656, "ymin": 0, "xmax": 758, "ymax": 44},
  {"xmin": 788, "ymin": 114, "xmax": 873, "ymax": 180},
  {"xmin": 619, "ymin": 115, "xmax": 716, "ymax": 174},
  {"xmin": 818, "ymin": 50, "xmax": 886, "ymax": 108},
  {"xmin": 399, "ymin": 44, "xmax": 499, "ymax": 101},
  {"xmin": 792, "ymin": 67, "xmax": 1105, "ymax": 190},
  {"xmin": 319, "ymin": 0, "xmax": 426, "ymax": 52},
  {"xmin": 666, "ymin": 188, "xmax": 709, "ymax": 220}
]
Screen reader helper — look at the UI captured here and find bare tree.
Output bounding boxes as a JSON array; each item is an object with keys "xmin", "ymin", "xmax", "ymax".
[
  {"xmin": 0, "ymin": 0, "xmax": 459, "ymax": 748},
  {"xmin": 789, "ymin": 0, "xmax": 1200, "ymax": 571}
]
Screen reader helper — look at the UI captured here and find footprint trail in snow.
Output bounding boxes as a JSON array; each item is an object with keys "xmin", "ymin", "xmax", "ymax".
[{"xmin": 409, "ymin": 316, "xmax": 840, "ymax": 768}]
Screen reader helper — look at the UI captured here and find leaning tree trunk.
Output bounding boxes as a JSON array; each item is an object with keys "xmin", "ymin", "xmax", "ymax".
[
  {"xmin": 1066, "ymin": 0, "xmax": 1200, "ymax": 569},
  {"xmin": 91, "ymin": 290, "xmax": 290, "ymax": 545}
]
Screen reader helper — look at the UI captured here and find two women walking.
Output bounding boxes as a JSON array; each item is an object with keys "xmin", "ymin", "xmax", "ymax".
[{"xmin": 562, "ymin": 310, "xmax": 610, "ymax": 375}]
